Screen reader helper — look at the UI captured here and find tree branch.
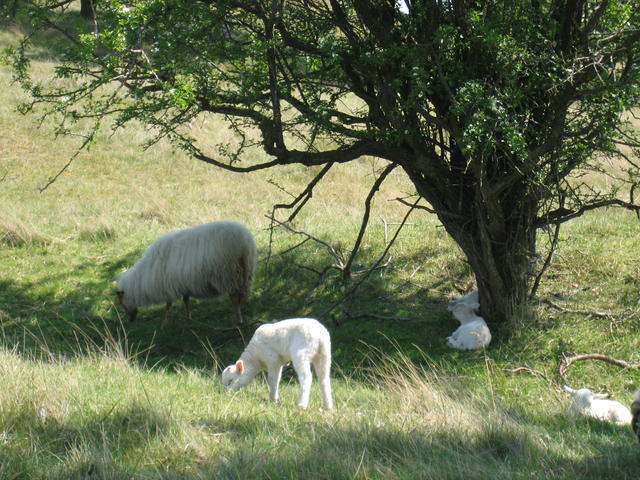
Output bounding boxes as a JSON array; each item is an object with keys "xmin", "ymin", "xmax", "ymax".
[
  {"xmin": 343, "ymin": 163, "xmax": 397, "ymax": 280},
  {"xmin": 536, "ymin": 198, "xmax": 640, "ymax": 227},
  {"xmin": 559, "ymin": 352, "xmax": 640, "ymax": 386},
  {"xmin": 529, "ymin": 221, "xmax": 561, "ymax": 299},
  {"xmin": 321, "ymin": 196, "xmax": 420, "ymax": 318}
]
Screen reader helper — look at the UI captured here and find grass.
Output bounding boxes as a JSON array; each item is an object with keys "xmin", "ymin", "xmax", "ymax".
[{"xmin": 2, "ymin": 10, "xmax": 640, "ymax": 479}]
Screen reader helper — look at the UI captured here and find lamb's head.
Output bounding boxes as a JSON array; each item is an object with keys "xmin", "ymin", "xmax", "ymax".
[
  {"xmin": 115, "ymin": 290, "xmax": 138, "ymax": 322},
  {"xmin": 221, "ymin": 360, "xmax": 252, "ymax": 391},
  {"xmin": 564, "ymin": 385, "xmax": 608, "ymax": 410},
  {"xmin": 451, "ymin": 302, "xmax": 480, "ymax": 324},
  {"xmin": 448, "ymin": 290, "xmax": 479, "ymax": 312}
]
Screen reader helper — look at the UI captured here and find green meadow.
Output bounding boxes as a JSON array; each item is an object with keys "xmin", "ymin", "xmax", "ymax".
[{"xmin": 2, "ymin": 15, "xmax": 640, "ymax": 480}]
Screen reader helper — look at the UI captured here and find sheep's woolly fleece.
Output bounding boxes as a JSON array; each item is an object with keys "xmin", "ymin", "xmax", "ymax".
[
  {"xmin": 117, "ymin": 220, "xmax": 257, "ymax": 309},
  {"xmin": 222, "ymin": 318, "xmax": 334, "ymax": 409}
]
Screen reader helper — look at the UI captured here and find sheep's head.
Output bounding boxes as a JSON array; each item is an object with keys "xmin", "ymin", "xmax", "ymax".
[
  {"xmin": 221, "ymin": 360, "xmax": 251, "ymax": 391},
  {"xmin": 115, "ymin": 290, "xmax": 138, "ymax": 322}
]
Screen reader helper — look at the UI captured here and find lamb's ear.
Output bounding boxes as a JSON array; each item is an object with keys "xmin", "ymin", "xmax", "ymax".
[
  {"xmin": 563, "ymin": 385, "xmax": 575, "ymax": 394},
  {"xmin": 236, "ymin": 360, "xmax": 244, "ymax": 374}
]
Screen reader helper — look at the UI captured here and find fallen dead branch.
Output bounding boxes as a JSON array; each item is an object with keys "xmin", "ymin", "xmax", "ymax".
[
  {"xmin": 331, "ymin": 311, "xmax": 413, "ymax": 326},
  {"xmin": 543, "ymin": 299, "xmax": 611, "ymax": 319},
  {"xmin": 558, "ymin": 352, "xmax": 640, "ymax": 386}
]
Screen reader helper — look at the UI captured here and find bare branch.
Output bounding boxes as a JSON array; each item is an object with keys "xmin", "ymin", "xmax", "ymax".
[
  {"xmin": 343, "ymin": 163, "xmax": 397, "ymax": 280},
  {"xmin": 272, "ymin": 162, "xmax": 334, "ymax": 222},
  {"xmin": 394, "ymin": 195, "xmax": 436, "ymax": 214},
  {"xmin": 537, "ymin": 198, "xmax": 640, "ymax": 227},
  {"xmin": 503, "ymin": 366, "xmax": 548, "ymax": 380},
  {"xmin": 530, "ymin": 221, "xmax": 561, "ymax": 299},
  {"xmin": 332, "ymin": 311, "xmax": 413, "ymax": 326},
  {"xmin": 543, "ymin": 299, "xmax": 611, "ymax": 319},
  {"xmin": 321, "ymin": 196, "xmax": 421, "ymax": 318},
  {"xmin": 559, "ymin": 352, "xmax": 640, "ymax": 386},
  {"xmin": 267, "ymin": 215, "xmax": 347, "ymax": 269}
]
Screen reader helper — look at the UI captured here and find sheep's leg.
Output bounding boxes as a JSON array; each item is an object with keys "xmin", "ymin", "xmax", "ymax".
[
  {"xmin": 183, "ymin": 295, "xmax": 191, "ymax": 319},
  {"xmin": 160, "ymin": 302, "xmax": 173, "ymax": 328},
  {"xmin": 292, "ymin": 356, "xmax": 313, "ymax": 409},
  {"xmin": 230, "ymin": 293, "xmax": 243, "ymax": 326},
  {"xmin": 313, "ymin": 355, "xmax": 333, "ymax": 410},
  {"xmin": 267, "ymin": 364, "xmax": 283, "ymax": 403}
]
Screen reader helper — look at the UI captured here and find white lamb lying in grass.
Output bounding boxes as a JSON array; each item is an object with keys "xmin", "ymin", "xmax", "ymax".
[
  {"xmin": 221, "ymin": 318, "xmax": 333, "ymax": 409},
  {"xmin": 446, "ymin": 300, "xmax": 491, "ymax": 350},
  {"xmin": 564, "ymin": 385, "xmax": 632, "ymax": 425}
]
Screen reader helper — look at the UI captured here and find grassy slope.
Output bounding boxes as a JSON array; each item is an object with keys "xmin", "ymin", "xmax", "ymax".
[{"xmin": 2, "ymin": 15, "xmax": 640, "ymax": 479}]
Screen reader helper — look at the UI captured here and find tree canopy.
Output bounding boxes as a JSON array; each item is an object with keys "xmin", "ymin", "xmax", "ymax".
[{"xmin": 4, "ymin": 0, "xmax": 640, "ymax": 324}]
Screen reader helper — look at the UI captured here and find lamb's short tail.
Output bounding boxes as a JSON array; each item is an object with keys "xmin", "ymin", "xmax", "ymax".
[{"xmin": 631, "ymin": 390, "xmax": 640, "ymax": 442}]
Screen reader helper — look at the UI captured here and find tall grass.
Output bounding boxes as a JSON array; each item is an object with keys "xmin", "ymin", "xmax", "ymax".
[{"xmin": 1, "ymin": 339, "xmax": 639, "ymax": 480}]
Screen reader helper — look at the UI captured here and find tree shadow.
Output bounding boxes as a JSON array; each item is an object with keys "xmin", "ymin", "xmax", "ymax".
[
  {"xmin": 1, "ymin": 4, "xmax": 92, "ymax": 61},
  {"xmin": 28, "ymin": 400, "xmax": 635, "ymax": 480},
  {"xmin": 0, "ymin": 240, "xmax": 469, "ymax": 373}
]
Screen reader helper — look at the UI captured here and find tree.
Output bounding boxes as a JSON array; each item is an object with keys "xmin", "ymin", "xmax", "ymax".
[{"xmin": 6, "ymin": 0, "xmax": 640, "ymax": 324}]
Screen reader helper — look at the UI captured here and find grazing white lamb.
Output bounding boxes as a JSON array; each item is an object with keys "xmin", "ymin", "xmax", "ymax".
[
  {"xmin": 563, "ymin": 385, "xmax": 632, "ymax": 425},
  {"xmin": 631, "ymin": 390, "xmax": 640, "ymax": 441},
  {"xmin": 221, "ymin": 318, "xmax": 333, "ymax": 409},
  {"xmin": 446, "ymin": 300, "xmax": 491, "ymax": 350},
  {"xmin": 116, "ymin": 220, "xmax": 257, "ymax": 326}
]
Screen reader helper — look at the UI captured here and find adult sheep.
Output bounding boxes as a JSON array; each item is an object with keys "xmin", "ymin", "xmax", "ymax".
[{"xmin": 116, "ymin": 220, "xmax": 257, "ymax": 326}]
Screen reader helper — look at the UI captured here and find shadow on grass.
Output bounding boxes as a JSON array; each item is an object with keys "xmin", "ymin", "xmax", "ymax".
[
  {"xmin": 1, "ymin": 5, "xmax": 93, "ymax": 60},
  {"xmin": 8, "ymin": 402, "xmax": 637, "ymax": 480},
  {"xmin": 188, "ymin": 409, "xmax": 640, "ymax": 479},
  {"xmin": 0, "ymin": 240, "xmax": 470, "ymax": 373}
]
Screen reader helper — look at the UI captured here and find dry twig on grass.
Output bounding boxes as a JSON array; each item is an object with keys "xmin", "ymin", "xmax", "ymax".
[
  {"xmin": 331, "ymin": 311, "xmax": 413, "ymax": 326},
  {"xmin": 503, "ymin": 366, "xmax": 549, "ymax": 380},
  {"xmin": 543, "ymin": 299, "xmax": 611, "ymax": 319}
]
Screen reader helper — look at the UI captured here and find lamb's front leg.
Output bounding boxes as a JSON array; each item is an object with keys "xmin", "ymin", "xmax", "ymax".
[
  {"xmin": 267, "ymin": 364, "xmax": 283, "ymax": 403},
  {"xmin": 292, "ymin": 357, "xmax": 313, "ymax": 409}
]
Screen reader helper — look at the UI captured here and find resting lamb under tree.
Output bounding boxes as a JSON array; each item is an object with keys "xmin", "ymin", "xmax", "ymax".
[
  {"xmin": 221, "ymin": 318, "xmax": 333, "ymax": 410},
  {"xmin": 116, "ymin": 220, "xmax": 257, "ymax": 326},
  {"xmin": 563, "ymin": 385, "xmax": 632, "ymax": 426},
  {"xmin": 446, "ymin": 299, "xmax": 491, "ymax": 350}
]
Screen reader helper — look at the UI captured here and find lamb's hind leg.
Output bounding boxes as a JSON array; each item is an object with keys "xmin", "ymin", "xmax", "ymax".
[
  {"xmin": 313, "ymin": 354, "xmax": 333, "ymax": 410},
  {"xmin": 292, "ymin": 354, "xmax": 313, "ymax": 409}
]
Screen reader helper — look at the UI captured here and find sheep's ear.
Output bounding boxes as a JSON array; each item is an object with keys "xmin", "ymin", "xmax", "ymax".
[
  {"xmin": 115, "ymin": 290, "xmax": 124, "ymax": 302},
  {"xmin": 563, "ymin": 385, "xmax": 574, "ymax": 393},
  {"xmin": 236, "ymin": 360, "xmax": 244, "ymax": 374}
]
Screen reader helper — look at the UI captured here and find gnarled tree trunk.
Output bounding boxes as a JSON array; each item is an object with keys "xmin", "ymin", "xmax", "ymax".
[{"xmin": 407, "ymin": 153, "xmax": 539, "ymax": 325}]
